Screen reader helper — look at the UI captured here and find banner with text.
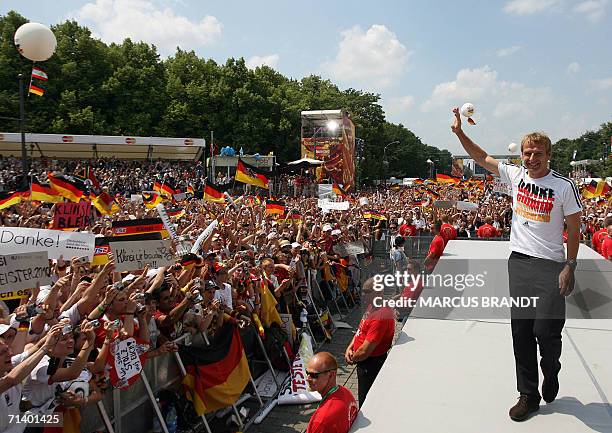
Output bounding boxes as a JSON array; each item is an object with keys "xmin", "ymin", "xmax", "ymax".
[
  {"xmin": 0, "ymin": 227, "xmax": 95, "ymax": 260},
  {"xmin": 0, "ymin": 251, "xmax": 51, "ymax": 293},
  {"xmin": 109, "ymin": 239, "xmax": 175, "ymax": 272},
  {"xmin": 54, "ymin": 202, "xmax": 92, "ymax": 229}
]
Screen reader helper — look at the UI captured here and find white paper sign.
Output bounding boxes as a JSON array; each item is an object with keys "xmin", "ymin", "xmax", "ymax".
[
  {"xmin": 317, "ymin": 184, "xmax": 333, "ymax": 198},
  {"xmin": 0, "ymin": 227, "xmax": 95, "ymax": 260},
  {"xmin": 112, "ymin": 338, "xmax": 143, "ymax": 386},
  {"xmin": 359, "ymin": 197, "xmax": 369, "ymax": 206},
  {"xmin": 109, "ymin": 239, "xmax": 175, "ymax": 272},
  {"xmin": 492, "ymin": 179, "xmax": 511, "ymax": 196},
  {"xmin": 0, "ymin": 251, "xmax": 51, "ymax": 292},
  {"xmin": 130, "ymin": 194, "xmax": 143, "ymax": 203},
  {"xmin": 318, "ymin": 200, "xmax": 350, "ymax": 211}
]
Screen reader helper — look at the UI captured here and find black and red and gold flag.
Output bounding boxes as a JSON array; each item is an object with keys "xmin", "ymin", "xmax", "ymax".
[
  {"xmin": 0, "ymin": 189, "xmax": 28, "ymax": 210},
  {"xmin": 203, "ymin": 182, "xmax": 226, "ymax": 203},
  {"xmin": 235, "ymin": 158, "xmax": 269, "ymax": 189},
  {"xmin": 111, "ymin": 218, "xmax": 169, "ymax": 238},
  {"xmin": 332, "ymin": 183, "xmax": 347, "ymax": 197},
  {"xmin": 583, "ymin": 180, "xmax": 611, "ymax": 199},
  {"xmin": 436, "ymin": 174, "xmax": 460, "ymax": 184},
  {"xmin": 75, "ymin": 166, "xmax": 101, "ymax": 191},
  {"xmin": 30, "ymin": 177, "xmax": 63, "ymax": 203},
  {"xmin": 47, "ymin": 172, "xmax": 86, "ymax": 202},
  {"xmin": 265, "ymin": 199, "xmax": 285, "ymax": 215},
  {"xmin": 363, "ymin": 210, "xmax": 387, "ymax": 220},
  {"xmin": 181, "ymin": 323, "xmax": 250, "ymax": 416},
  {"xmin": 93, "ymin": 192, "xmax": 120, "ymax": 215},
  {"xmin": 143, "ymin": 192, "xmax": 163, "ymax": 209}
]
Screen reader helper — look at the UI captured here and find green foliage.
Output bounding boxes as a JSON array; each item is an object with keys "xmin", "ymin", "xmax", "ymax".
[
  {"xmin": 551, "ymin": 122, "xmax": 612, "ymax": 177},
  {"xmin": 7, "ymin": 11, "xmax": 607, "ymax": 183}
]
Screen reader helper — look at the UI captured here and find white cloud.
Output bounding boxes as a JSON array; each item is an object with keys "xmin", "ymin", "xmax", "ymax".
[
  {"xmin": 246, "ymin": 54, "xmax": 279, "ymax": 70},
  {"xmin": 573, "ymin": 0, "xmax": 608, "ymax": 21},
  {"xmin": 323, "ymin": 24, "xmax": 411, "ymax": 90},
  {"xmin": 496, "ymin": 45, "xmax": 521, "ymax": 57},
  {"xmin": 589, "ymin": 77, "xmax": 612, "ymax": 91},
  {"xmin": 567, "ymin": 62, "xmax": 581, "ymax": 75},
  {"xmin": 383, "ymin": 95, "xmax": 415, "ymax": 122},
  {"xmin": 72, "ymin": 0, "xmax": 222, "ymax": 56},
  {"xmin": 503, "ymin": 0, "xmax": 562, "ymax": 15},
  {"xmin": 421, "ymin": 66, "xmax": 554, "ymax": 119}
]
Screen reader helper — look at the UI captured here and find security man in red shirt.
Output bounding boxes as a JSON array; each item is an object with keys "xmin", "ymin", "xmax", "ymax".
[
  {"xmin": 345, "ymin": 278, "xmax": 395, "ymax": 406},
  {"xmin": 306, "ymin": 352, "xmax": 358, "ymax": 433},
  {"xmin": 424, "ymin": 221, "xmax": 445, "ymax": 273}
]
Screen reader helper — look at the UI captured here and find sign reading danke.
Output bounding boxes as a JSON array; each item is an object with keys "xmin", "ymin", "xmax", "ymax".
[
  {"xmin": 109, "ymin": 239, "xmax": 175, "ymax": 272},
  {"xmin": 0, "ymin": 227, "xmax": 95, "ymax": 260},
  {"xmin": 0, "ymin": 251, "xmax": 51, "ymax": 293}
]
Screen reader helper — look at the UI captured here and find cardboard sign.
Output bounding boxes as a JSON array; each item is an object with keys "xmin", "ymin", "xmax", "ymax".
[
  {"xmin": 0, "ymin": 251, "xmax": 51, "ymax": 292},
  {"xmin": 317, "ymin": 199, "xmax": 350, "ymax": 211},
  {"xmin": 108, "ymin": 337, "xmax": 149, "ymax": 389},
  {"xmin": 109, "ymin": 239, "xmax": 175, "ymax": 272},
  {"xmin": 54, "ymin": 202, "xmax": 92, "ymax": 229},
  {"xmin": 492, "ymin": 179, "xmax": 512, "ymax": 196},
  {"xmin": 0, "ymin": 227, "xmax": 95, "ymax": 260},
  {"xmin": 333, "ymin": 241, "xmax": 366, "ymax": 257}
]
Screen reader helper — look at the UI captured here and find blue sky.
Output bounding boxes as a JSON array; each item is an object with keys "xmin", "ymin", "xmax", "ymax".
[{"xmin": 3, "ymin": 0, "xmax": 611, "ymax": 155}]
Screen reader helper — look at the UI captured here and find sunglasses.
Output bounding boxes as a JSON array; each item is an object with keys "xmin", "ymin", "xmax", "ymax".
[{"xmin": 305, "ymin": 369, "xmax": 334, "ymax": 379}]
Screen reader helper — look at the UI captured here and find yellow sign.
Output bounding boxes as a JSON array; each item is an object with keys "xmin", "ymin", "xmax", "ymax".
[{"xmin": 0, "ymin": 288, "xmax": 31, "ymax": 301}]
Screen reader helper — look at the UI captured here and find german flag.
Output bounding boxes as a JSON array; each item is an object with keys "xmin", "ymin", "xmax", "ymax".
[
  {"xmin": 93, "ymin": 192, "xmax": 120, "ymax": 215},
  {"xmin": 363, "ymin": 210, "xmax": 387, "ymax": 220},
  {"xmin": 187, "ymin": 185, "xmax": 194, "ymax": 195},
  {"xmin": 436, "ymin": 174, "xmax": 460, "ymax": 184},
  {"xmin": 28, "ymin": 83, "xmax": 44, "ymax": 96},
  {"xmin": 143, "ymin": 192, "xmax": 163, "ymax": 209},
  {"xmin": 153, "ymin": 181, "xmax": 162, "ymax": 194},
  {"xmin": 181, "ymin": 323, "xmax": 250, "ymax": 416},
  {"xmin": 30, "ymin": 177, "xmax": 63, "ymax": 203},
  {"xmin": 112, "ymin": 218, "xmax": 169, "ymax": 238},
  {"xmin": 93, "ymin": 233, "xmax": 162, "ymax": 266},
  {"xmin": 424, "ymin": 187, "xmax": 440, "ymax": 199},
  {"xmin": 0, "ymin": 190, "xmax": 28, "ymax": 209},
  {"xmin": 235, "ymin": 158, "xmax": 269, "ymax": 189},
  {"xmin": 413, "ymin": 179, "xmax": 424, "ymax": 185},
  {"xmin": 167, "ymin": 207, "xmax": 186, "ymax": 219},
  {"xmin": 160, "ymin": 182, "xmax": 176, "ymax": 199},
  {"xmin": 47, "ymin": 172, "xmax": 86, "ymax": 202},
  {"xmin": 204, "ymin": 182, "xmax": 226, "ymax": 203},
  {"xmin": 332, "ymin": 183, "xmax": 347, "ymax": 197},
  {"xmin": 266, "ymin": 199, "xmax": 285, "ymax": 215},
  {"xmin": 583, "ymin": 180, "xmax": 611, "ymax": 199},
  {"xmin": 75, "ymin": 167, "xmax": 101, "ymax": 191},
  {"xmin": 280, "ymin": 210, "xmax": 302, "ymax": 224}
]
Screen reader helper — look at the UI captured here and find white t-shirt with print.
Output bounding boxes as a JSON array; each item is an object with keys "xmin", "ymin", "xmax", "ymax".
[
  {"xmin": 498, "ymin": 162, "xmax": 582, "ymax": 262},
  {"xmin": 0, "ymin": 384, "xmax": 25, "ymax": 433},
  {"xmin": 214, "ymin": 283, "xmax": 233, "ymax": 310}
]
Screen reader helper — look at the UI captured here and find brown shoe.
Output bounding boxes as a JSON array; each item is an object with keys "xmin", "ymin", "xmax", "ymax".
[{"xmin": 509, "ymin": 395, "xmax": 540, "ymax": 421}]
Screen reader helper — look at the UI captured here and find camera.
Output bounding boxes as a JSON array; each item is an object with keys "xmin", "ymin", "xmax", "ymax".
[
  {"xmin": 76, "ymin": 256, "xmax": 89, "ymax": 265},
  {"xmin": 109, "ymin": 319, "xmax": 122, "ymax": 330},
  {"xmin": 62, "ymin": 324, "xmax": 73, "ymax": 335},
  {"xmin": 193, "ymin": 294, "xmax": 204, "ymax": 303},
  {"xmin": 135, "ymin": 304, "xmax": 146, "ymax": 315},
  {"xmin": 193, "ymin": 277, "xmax": 201, "ymax": 287},
  {"xmin": 89, "ymin": 319, "xmax": 101, "ymax": 329},
  {"xmin": 112, "ymin": 282, "xmax": 125, "ymax": 291},
  {"xmin": 26, "ymin": 304, "xmax": 44, "ymax": 318}
]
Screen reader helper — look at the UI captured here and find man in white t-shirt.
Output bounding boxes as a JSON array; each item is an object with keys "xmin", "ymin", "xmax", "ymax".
[{"xmin": 452, "ymin": 108, "xmax": 582, "ymax": 422}]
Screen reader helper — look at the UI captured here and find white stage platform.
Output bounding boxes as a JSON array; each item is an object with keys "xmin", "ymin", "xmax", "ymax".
[{"xmin": 350, "ymin": 241, "xmax": 612, "ymax": 433}]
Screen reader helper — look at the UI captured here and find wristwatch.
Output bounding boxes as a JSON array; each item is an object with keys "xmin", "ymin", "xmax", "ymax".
[{"xmin": 565, "ymin": 259, "xmax": 577, "ymax": 271}]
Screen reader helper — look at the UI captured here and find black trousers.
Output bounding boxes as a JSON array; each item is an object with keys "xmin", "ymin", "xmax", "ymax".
[
  {"xmin": 356, "ymin": 353, "xmax": 387, "ymax": 407},
  {"xmin": 508, "ymin": 252, "xmax": 566, "ymax": 398}
]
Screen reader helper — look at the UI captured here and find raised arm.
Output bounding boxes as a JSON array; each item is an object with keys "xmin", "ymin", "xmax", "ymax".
[{"xmin": 451, "ymin": 108, "xmax": 500, "ymax": 176}]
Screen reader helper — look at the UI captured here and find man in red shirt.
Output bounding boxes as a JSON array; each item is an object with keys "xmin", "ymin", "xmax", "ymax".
[
  {"xmin": 398, "ymin": 217, "xmax": 417, "ymax": 238},
  {"xmin": 440, "ymin": 215, "xmax": 457, "ymax": 246},
  {"xmin": 424, "ymin": 221, "xmax": 445, "ymax": 273},
  {"xmin": 592, "ymin": 218, "xmax": 611, "ymax": 255},
  {"xmin": 601, "ymin": 219, "xmax": 612, "ymax": 260},
  {"xmin": 477, "ymin": 216, "xmax": 498, "ymax": 238},
  {"xmin": 345, "ymin": 278, "xmax": 395, "ymax": 406},
  {"xmin": 306, "ymin": 352, "xmax": 358, "ymax": 433}
]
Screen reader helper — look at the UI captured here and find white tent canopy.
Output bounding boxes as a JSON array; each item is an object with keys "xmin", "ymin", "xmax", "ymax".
[{"xmin": 287, "ymin": 157, "xmax": 324, "ymax": 165}]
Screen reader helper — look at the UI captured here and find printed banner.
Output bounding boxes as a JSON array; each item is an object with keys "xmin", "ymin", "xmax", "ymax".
[
  {"xmin": 318, "ymin": 199, "xmax": 350, "ymax": 211},
  {"xmin": 111, "ymin": 218, "xmax": 167, "ymax": 238},
  {"xmin": 278, "ymin": 333, "xmax": 321, "ymax": 405},
  {"xmin": 109, "ymin": 239, "xmax": 175, "ymax": 272},
  {"xmin": 0, "ymin": 227, "xmax": 95, "ymax": 260},
  {"xmin": 0, "ymin": 288, "xmax": 31, "ymax": 301},
  {"xmin": 53, "ymin": 202, "xmax": 92, "ymax": 229},
  {"xmin": 0, "ymin": 251, "xmax": 51, "ymax": 292}
]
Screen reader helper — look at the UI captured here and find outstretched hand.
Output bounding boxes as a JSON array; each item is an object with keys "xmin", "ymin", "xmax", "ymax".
[{"xmin": 451, "ymin": 107, "xmax": 462, "ymax": 134}]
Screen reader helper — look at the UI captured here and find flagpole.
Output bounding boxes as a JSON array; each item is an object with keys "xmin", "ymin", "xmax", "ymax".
[{"xmin": 18, "ymin": 73, "xmax": 28, "ymax": 188}]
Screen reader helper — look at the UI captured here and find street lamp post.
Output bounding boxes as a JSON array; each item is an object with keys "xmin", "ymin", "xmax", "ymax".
[
  {"xmin": 382, "ymin": 140, "xmax": 400, "ymax": 186},
  {"xmin": 427, "ymin": 158, "xmax": 434, "ymax": 180}
]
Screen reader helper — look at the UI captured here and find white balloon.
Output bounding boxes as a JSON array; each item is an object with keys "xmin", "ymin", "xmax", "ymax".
[
  {"xmin": 508, "ymin": 142, "xmax": 519, "ymax": 153},
  {"xmin": 14, "ymin": 23, "xmax": 57, "ymax": 62},
  {"xmin": 460, "ymin": 103, "xmax": 475, "ymax": 118}
]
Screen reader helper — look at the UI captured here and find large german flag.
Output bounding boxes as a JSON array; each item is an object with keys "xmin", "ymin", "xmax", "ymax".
[
  {"xmin": 48, "ymin": 172, "xmax": 86, "ymax": 202},
  {"xmin": 332, "ymin": 183, "xmax": 347, "ymax": 197},
  {"xmin": 153, "ymin": 181, "xmax": 163, "ymax": 194},
  {"xmin": 181, "ymin": 323, "xmax": 250, "ymax": 416},
  {"xmin": 160, "ymin": 181, "xmax": 176, "ymax": 199},
  {"xmin": 93, "ymin": 192, "xmax": 120, "ymax": 215},
  {"xmin": 30, "ymin": 177, "xmax": 63, "ymax": 203},
  {"xmin": 111, "ymin": 218, "xmax": 169, "ymax": 238},
  {"xmin": 266, "ymin": 199, "xmax": 285, "ymax": 215},
  {"xmin": 143, "ymin": 192, "xmax": 163, "ymax": 209},
  {"xmin": 0, "ymin": 189, "xmax": 28, "ymax": 209},
  {"xmin": 583, "ymin": 180, "xmax": 611, "ymax": 199},
  {"xmin": 203, "ymin": 182, "xmax": 226, "ymax": 203},
  {"xmin": 235, "ymin": 158, "xmax": 269, "ymax": 189},
  {"xmin": 436, "ymin": 174, "xmax": 460, "ymax": 184}
]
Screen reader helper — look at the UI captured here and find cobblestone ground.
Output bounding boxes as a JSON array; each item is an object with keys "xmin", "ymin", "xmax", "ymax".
[{"xmin": 247, "ymin": 306, "xmax": 364, "ymax": 433}]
